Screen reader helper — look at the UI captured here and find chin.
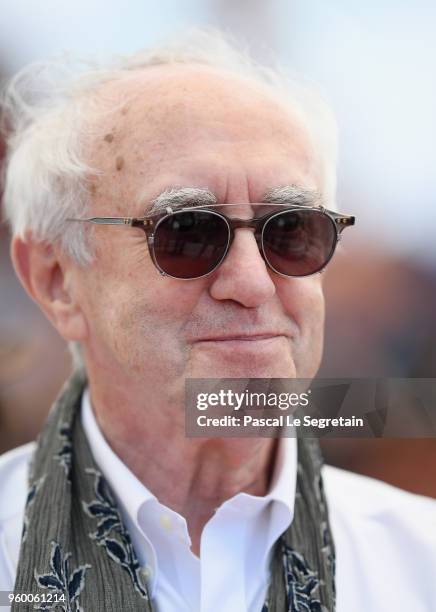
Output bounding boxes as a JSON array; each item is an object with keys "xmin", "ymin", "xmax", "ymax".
[{"xmin": 188, "ymin": 354, "xmax": 297, "ymax": 380}]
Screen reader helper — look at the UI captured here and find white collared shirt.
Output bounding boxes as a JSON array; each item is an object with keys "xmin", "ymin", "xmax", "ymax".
[{"xmin": 1, "ymin": 394, "xmax": 436, "ymax": 611}]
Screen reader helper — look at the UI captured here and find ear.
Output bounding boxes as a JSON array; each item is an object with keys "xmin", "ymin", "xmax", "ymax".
[{"xmin": 11, "ymin": 234, "xmax": 88, "ymax": 342}]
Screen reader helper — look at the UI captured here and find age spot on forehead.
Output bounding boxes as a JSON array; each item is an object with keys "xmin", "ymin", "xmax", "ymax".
[
  {"xmin": 104, "ymin": 133, "xmax": 114, "ymax": 143},
  {"xmin": 116, "ymin": 156, "xmax": 125, "ymax": 171},
  {"xmin": 88, "ymin": 182, "xmax": 98, "ymax": 196}
]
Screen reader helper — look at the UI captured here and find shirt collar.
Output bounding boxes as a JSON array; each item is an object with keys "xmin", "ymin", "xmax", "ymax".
[{"xmin": 219, "ymin": 431, "xmax": 297, "ymax": 565}]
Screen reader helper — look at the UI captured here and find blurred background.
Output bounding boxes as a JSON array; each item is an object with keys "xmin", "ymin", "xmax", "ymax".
[{"xmin": 1, "ymin": 0, "xmax": 435, "ymax": 496}]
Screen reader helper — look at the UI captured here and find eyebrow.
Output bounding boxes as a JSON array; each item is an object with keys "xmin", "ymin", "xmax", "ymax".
[
  {"xmin": 148, "ymin": 187, "xmax": 217, "ymax": 214},
  {"xmin": 147, "ymin": 184, "xmax": 321, "ymax": 215},
  {"xmin": 263, "ymin": 185, "xmax": 321, "ymax": 207}
]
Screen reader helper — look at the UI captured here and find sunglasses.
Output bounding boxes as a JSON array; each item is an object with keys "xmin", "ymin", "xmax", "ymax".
[{"xmin": 68, "ymin": 204, "xmax": 355, "ymax": 280}]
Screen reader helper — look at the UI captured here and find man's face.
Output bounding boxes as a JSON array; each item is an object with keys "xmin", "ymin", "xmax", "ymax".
[{"xmin": 73, "ymin": 66, "xmax": 326, "ymax": 397}]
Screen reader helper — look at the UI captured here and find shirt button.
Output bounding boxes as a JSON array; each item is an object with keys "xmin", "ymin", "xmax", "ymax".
[
  {"xmin": 159, "ymin": 514, "xmax": 173, "ymax": 531},
  {"xmin": 139, "ymin": 565, "xmax": 152, "ymax": 583}
]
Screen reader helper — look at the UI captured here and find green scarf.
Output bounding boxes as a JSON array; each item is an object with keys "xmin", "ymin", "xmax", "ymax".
[{"xmin": 12, "ymin": 371, "xmax": 335, "ymax": 611}]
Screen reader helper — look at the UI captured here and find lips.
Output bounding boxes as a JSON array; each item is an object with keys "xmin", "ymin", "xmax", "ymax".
[{"xmin": 194, "ymin": 333, "xmax": 287, "ymax": 342}]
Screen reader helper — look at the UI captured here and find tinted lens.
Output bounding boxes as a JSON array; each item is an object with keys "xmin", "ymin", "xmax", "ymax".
[
  {"xmin": 153, "ymin": 210, "xmax": 230, "ymax": 279},
  {"xmin": 262, "ymin": 209, "xmax": 337, "ymax": 276}
]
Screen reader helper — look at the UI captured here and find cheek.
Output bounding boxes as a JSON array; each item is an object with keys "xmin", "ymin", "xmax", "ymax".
[
  {"xmin": 279, "ymin": 277, "xmax": 325, "ymax": 330},
  {"xmin": 306, "ymin": 282, "xmax": 325, "ymax": 333},
  {"xmin": 278, "ymin": 277, "xmax": 325, "ymax": 377},
  {"xmin": 77, "ymin": 262, "xmax": 206, "ymax": 371}
]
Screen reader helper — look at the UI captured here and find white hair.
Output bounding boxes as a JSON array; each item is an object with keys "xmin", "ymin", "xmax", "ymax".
[{"xmin": 1, "ymin": 28, "xmax": 338, "ymax": 265}]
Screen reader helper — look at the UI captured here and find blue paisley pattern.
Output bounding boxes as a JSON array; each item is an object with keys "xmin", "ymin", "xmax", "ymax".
[
  {"xmin": 22, "ymin": 475, "xmax": 45, "ymax": 543},
  {"xmin": 282, "ymin": 543, "xmax": 322, "ymax": 612},
  {"xmin": 82, "ymin": 468, "xmax": 149, "ymax": 600},
  {"xmin": 55, "ymin": 422, "xmax": 74, "ymax": 483},
  {"xmin": 261, "ymin": 540, "xmax": 323, "ymax": 612},
  {"xmin": 34, "ymin": 541, "xmax": 90, "ymax": 612}
]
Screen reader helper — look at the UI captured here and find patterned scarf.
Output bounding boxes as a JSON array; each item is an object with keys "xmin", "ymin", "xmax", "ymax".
[{"xmin": 12, "ymin": 371, "xmax": 335, "ymax": 611}]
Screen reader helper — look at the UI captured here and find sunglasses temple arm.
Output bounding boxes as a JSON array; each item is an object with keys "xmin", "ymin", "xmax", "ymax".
[{"xmin": 67, "ymin": 217, "xmax": 135, "ymax": 226}]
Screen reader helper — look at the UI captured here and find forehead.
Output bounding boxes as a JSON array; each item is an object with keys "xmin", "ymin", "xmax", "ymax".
[{"xmin": 86, "ymin": 65, "xmax": 319, "ymax": 214}]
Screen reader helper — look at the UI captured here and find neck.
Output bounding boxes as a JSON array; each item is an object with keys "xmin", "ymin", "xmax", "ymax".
[{"xmin": 87, "ymin": 374, "xmax": 277, "ymax": 556}]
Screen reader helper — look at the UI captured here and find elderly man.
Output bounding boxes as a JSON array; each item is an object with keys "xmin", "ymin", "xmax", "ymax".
[{"xmin": 1, "ymin": 31, "xmax": 435, "ymax": 612}]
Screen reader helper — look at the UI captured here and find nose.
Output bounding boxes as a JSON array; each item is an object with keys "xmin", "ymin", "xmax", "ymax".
[{"xmin": 208, "ymin": 228, "xmax": 276, "ymax": 307}]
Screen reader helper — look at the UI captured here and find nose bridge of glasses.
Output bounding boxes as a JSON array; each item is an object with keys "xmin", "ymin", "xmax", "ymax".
[
  {"xmin": 229, "ymin": 217, "xmax": 259, "ymax": 231},
  {"xmin": 228, "ymin": 217, "xmax": 263, "ymax": 249}
]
